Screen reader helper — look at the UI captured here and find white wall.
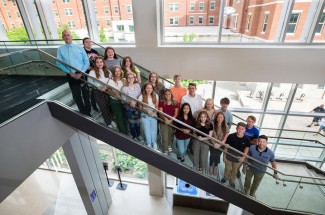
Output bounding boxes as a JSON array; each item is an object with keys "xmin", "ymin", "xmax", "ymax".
[{"xmin": 115, "ymin": 0, "xmax": 325, "ymax": 85}]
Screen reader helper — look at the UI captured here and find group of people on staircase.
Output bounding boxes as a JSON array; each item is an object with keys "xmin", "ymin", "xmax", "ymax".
[{"xmin": 56, "ymin": 30, "xmax": 279, "ymax": 198}]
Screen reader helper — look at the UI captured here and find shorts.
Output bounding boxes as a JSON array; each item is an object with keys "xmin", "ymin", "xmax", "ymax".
[{"xmin": 320, "ymin": 125, "xmax": 325, "ymax": 131}]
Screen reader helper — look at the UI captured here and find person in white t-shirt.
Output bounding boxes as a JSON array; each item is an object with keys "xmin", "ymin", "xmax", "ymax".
[
  {"xmin": 316, "ymin": 118, "xmax": 325, "ymax": 135},
  {"xmin": 181, "ymin": 83, "xmax": 203, "ymax": 116}
]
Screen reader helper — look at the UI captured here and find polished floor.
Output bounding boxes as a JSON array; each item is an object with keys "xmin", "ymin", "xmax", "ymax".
[{"xmin": 0, "ymin": 169, "xmax": 224, "ymax": 215}]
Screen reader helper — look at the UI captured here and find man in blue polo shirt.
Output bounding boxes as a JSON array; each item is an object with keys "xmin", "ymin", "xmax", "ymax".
[
  {"xmin": 57, "ymin": 30, "xmax": 91, "ymax": 116},
  {"xmin": 243, "ymin": 135, "xmax": 278, "ymax": 197}
]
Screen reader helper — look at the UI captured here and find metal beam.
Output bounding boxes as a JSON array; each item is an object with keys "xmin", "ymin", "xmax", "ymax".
[{"xmin": 275, "ymin": 0, "xmax": 295, "ymax": 43}]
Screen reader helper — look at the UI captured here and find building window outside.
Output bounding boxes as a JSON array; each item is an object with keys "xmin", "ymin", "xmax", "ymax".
[
  {"xmin": 169, "ymin": 17, "xmax": 179, "ymax": 25},
  {"xmin": 189, "ymin": 16, "xmax": 194, "ymax": 25},
  {"xmin": 262, "ymin": 13, "xmax": 269, "ymax": 33},
  {"xmin": 127, "ymin": 5, "xmax": 132, "ymax": 13},
  {"xmin": 11, "ymin": 24, "xmax": 15, "ymax": 28},
  {"xmin": 64, "ymin": 8, "xmax": 73, "ymax": 16},
  {"xmin": 97, "ymin": 20, "xmax": 100, "ymax": 27},
  {"xmin": 95, "ymin": 8, "xmax": 98, "ymax": 14},
  {"xmin": 190, "ymin": 2, "xmax": 195, "ymax": 11},
  {"xmin": 62, "ymin": 0, "xmax": 70, "ymax": 3},
  {"xmin": 16, "ymin": 11, "xmax": 20, "ymax": 18},
  {"xmin": 117, "ymin": 25, "xmax": 124, "ymax": 31},
  {"xmin": 287, "ymin": 13, "xmax": 300, "ymax": 34},
  {"xmin": 104, "ymin": 7, "xmax": 109, "ymax": 14},
  {"xmin": 54, "ymin": 9, "xmax": 58, "ymax": 16},
  {"xmin": 114, "ymin": 6, "xmax": 119, "ymax": 14},
  {"xmin": 199, "ymin": 2, "xmax": 204, "ymax": 11},
  {"xmin": 210, "ymin": 2, "xmax": 215, "ymax": 10},
  {"xmin": 57, "ymin": 21, "xmax": 61, "ymax": 27},
  {"xmin": 170, "ymin": 3, "xmax": 179, "ymax": 12},
  {"xmin": 7, "ymin": 12, "xmax": 11, "ymax": 19},
  {"xmin": 52, "ymin": 0, "xmax": 55, "ymax": 3},
  {"xmin": 198, "ymin": 16, "xmax": 203, "ymax": 24},
  {"xmin": 316, "ymin": 13, "xmax": 325, "ymax": 34},
  {"xmin": 233, "ymin": 14, "xmax": 238, "ymax": 29},
  {"xmin": 129, "ymin": 25, "xmax": 134, "ymax": 32},
  {"xmin": 246, "ymin": 14, "xmax": 251, "ymax": 31},
  {"xmin": 68, "ymin": 20, "xmax": 75, "ymax": 28},
  {"xmin": 12, "ymin": 0, "xmax": 16, "ymax": 6},
  {"xmin": 209, "ymin": 16, "xmax": 214, "ymax": 24},
  {"xmin": 2, "ymin": 0, "xmax": 6, "ymax": 6},
  {"xmin": 106, "ymin": 19, "xmax": 110, "ymax": 27}
]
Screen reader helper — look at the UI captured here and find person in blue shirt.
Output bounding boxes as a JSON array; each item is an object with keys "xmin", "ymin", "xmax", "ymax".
[
  {"xmin": 245, "ymin": 115, "xmax": 260, "ymax": 144},
  {"xmin": 243, "ymin": 135, "xmax": 278, "ymax": 197},
  {"xmin": 57, "ymin": 30, "xmax": 91, "ymax": 116}
]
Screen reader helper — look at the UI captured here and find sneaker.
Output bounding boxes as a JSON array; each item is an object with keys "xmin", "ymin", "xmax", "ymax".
[
  {"xmin": 181, "ymin": 158, "xmax": 185, "ymax": 163},
  {"xmin": 229, "ymin": 181, "xmax": 236, "ymax": 188},
  {"xmin": 236, "ymin": 171, "xmax": 241, "ymax": 178},
  {"xmin": 221, "ymin": 178, "xmax": 227, "ymax": 183},
  {"xmin": 137, "ymin": 136, "xmax": 144, "ymax": 142},
  {"xmin": 307, "ymin": 125, "xmax": 311, "ymax": 127},
  {"xmin": 249, "ymin": 193, "xmax": 256, "ymax": 198},
  {"xmin": 111, "ymin": 121, "xmax": 117, "ymax": 128},
  {"xmin": 168, "ymin": 147, "xmax": 173, "ymax": 153},
  {"xmin": 177, "ymin": 155, "xmax": 181, "ymax": 160}
]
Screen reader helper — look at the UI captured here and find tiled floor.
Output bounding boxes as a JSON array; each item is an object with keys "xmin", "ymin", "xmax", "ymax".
[{"xmin": 0, "ymin": 169, "xmax": 225, "ymax": 215}]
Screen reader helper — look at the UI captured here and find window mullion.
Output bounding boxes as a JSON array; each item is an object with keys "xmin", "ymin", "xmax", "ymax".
[
  {"xmin": 81, "ymin": 0, "xmax": 100, "ymax": 42},
  {"xmin": 217, "ymin": 0, "xmax": 225, "ymax": 44},
  {"xmin": 275, "ymin": 0, "xmax": 295, "ymax": 43},
  {"xmin": 300, "ymin": 0, "xmax": 325, "ymax": 43},
  {"xmin": 16, "ymin": 0, "xmax": 35, "ymax": 40}
]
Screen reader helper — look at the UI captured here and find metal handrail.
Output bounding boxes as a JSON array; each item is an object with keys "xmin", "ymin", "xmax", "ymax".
[{"xmin": 1, "ymin": 48, "xmax": 325, "ymax": 184}]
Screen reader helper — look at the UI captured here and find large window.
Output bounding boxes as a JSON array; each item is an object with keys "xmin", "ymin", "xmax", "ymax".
[
  {"xmin": 170, "ymin": 3, "xmax": 179, "ymax": 12},
  {"xmin": 190, "ymin": 2, "xmax": 195, "ymax": 11},
  {"xmin": 169, "ymin": 17, "xmax": 179, "ymax": 25},
  {"xmin": 64, "ymin": 8, "xmax": 73, "ymax": 16},
  {"xmin": 210, "ymin": 2, "xmax": 216, "ymax": 10},
  {"xmin": 189, "ymin": 16, "xmax": 194, "ymax": 25},
  {"xmin": 199, "ymin": 2, "xmax": 204, "ymax": 11},
  {"xmin": 209, "ymin": 16, "xmax": 214, "ymax": 24}
]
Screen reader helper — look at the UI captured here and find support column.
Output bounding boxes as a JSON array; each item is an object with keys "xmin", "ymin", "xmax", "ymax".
[
  {"xmin": 63, "ymin": 131, "xmax": 112, "ymax": 215},
  {"xmin": 147, "ymin": 164, "xmax": 165, "ymax": 196}
]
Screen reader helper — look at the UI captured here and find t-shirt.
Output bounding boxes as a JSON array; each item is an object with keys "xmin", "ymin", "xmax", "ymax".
[
  {"xmin": 196, "ymin": 124, "xmax": 213, "ymax": 137},
  {"xmin": 170, "ymin": 86, "xmax": 187, "ymax": 104},
  {"xmin": 84, "ymin": 48, "xmax": 99, "ymax": 73},
  {"xmin": 314, "ymin": 106, "xmax": 325, "ymax": 113},
  {"xmin": 181, "ymin": 94, "xmax": 203, "ymax": 115},
  {"xmin": 104, "ymin": 59, "xmax": 121, "ymax": 71},
  {"xmin": 248, "ymin": 145, "xmax": 275, "ymax": 175},
  {"xmin": 138, "ymin": 93, "xmax": 158, "ymax": 115},
  {"xmin": 158, "ymin": 101, "xmax": 178, "ymax": 117},
  {"xmin": 245, "ymin": 126, "xmax": 260, "ymax": 139},
  {"xmin": 107, "ymin": 79, "xmax": 124, "ymax": 100},
  {"xmin": 213, "ymin": 125, "xmax": 229, "ymax": 141},
  {"xmin": 174, "ymin": 117, "xmax": 194, "ymax": 140},
  {"xmin": 88, "ymin": 69, "xmax": 111, "ymax": 87},
  {"xmin": 225, "ymin": 133, "xmax": 250, "ymax": 163}
]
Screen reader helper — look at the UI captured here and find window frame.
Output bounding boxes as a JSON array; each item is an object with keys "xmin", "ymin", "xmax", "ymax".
[
  {"xmin": 198, "ymin": 16, "xmax": 203, "ymax": 24},
  {"xmin": 209, "ymin": 16, "xmax": 214, "ymax": 24},
  {"xmin": 169, "ymin": 17, "xmax": 179, "ymax": 25},
  {"xmin": 190, "ymin": 2, "xmax": 195, "ymax": 11},
  {"xmin": 127, "ymin": 5, "xmax": 132, "ymax": 13},
  {"xmin": 169, "ymin": 3, "xmax": 179, "ymax": 12},
  {"xmin": 210, "ymin": 1, "xmax": 216, "ymax": 10},
  {"xmin": 287, "ymin": 13, "xmax": 300, "ymax": 34},
  {"xmin": 261, "ymin": 12, "xmax": 270, "ymax": 34},
  {"xmin": 315, "ymin": 13, "xmax": 325, "ymax": 34},
  {"xmin": 199, "ymin": 2, "xmax": 204, "ymax": 11}
]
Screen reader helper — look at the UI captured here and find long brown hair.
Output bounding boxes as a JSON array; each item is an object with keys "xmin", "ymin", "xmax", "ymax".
[
  {"xmin": 104, "ymin": 46, "xmax": 118, "ymax": 60},
  {"xmin": 214, "ymin": 112, "xmax": 227, "ymax": 138},
  {"xmin": 122, "ymin": 56, "xmax": 136, "ymax": 77},
  {"xmin": 162, "ymin": 89, "xmax": 176, "ymax": 105},
  {"xmin": 112, "ymin": 65, "xmax": 125, "ymax": 85},
  {"xmin": 141, "ymin": 82, "xmax": 157, "ymax": 105},
  {"xmin": 148, "ymin": 72, "xmax": 163, "ymax": 91},
  {"xmin": 195, "ymin": 111, "xmax": 212, "ymax": 129},
  {"xmin": 94, "ymin": 57, "xmax": 111, "ymax": 79}
]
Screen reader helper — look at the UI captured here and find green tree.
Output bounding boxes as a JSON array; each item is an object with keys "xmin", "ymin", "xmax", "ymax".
[
  {"xmin": 183, "ymin": 32, "xmax": 196, "ymax": 42},
  {"xmin": 99, "ymin": 27, "xmax": 106, "ymax": 42},
  {"xmin": 57, "ymin": 24, "xmax": 79, "ymax": 39},
  {"xmin": 6, "ymin": 27, "xmax": 29, "ymax": 41},
  {"xmin": 181, "ymin": 79, "xmax": 205, "ymax": 88}
]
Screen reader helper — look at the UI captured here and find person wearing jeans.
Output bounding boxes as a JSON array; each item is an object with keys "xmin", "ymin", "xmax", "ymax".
[
  {"xmin": 174, "ymin": 103, "xmax": 195, "ymax": 162},
  {"xmin": 138, "ymin": 83, "xmax": 159, "ymax": 149}
]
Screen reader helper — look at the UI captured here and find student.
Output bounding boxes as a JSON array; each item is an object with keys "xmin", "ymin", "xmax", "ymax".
[
  {"xmin": 83, "ymin": 37, "xmax": 99, "ymax": 111},
  {"xmin": 245, "ymin": 115, "xmax": 260, "ymax": 143},
  {"xmin": 121, "ymin": 72, "xmax": 142, "ymax": 140},
  {"xmin": 170, "ymin": 74, "xmax": 187, "ymax": 104},
  {"xmin": 88, "ymin": 57, "xmax": 113, "ymax": 127},
  {"xmin": 193, "ymin": 111, "xmax": 213, "ymax": 172},
  {"xmin": 104, "ymin": 46, "xmax": 121, "ymax": 71},
  {"xmin": 181, "ymin": 83, "xmax": 203, "ymax": 115},
  {"xmin": 147, "ymin": 72, "xmax": 166, "ymax": 99},
  {"xmin": 243, "ymin": 135, "xmax": 278, "ymax": 197},
  {"xmin": 217, "ymin": 97, "xmax": 233, "ymax": 128},
  {"xmin": 122, "ymin": 56, "xmax": 141, "ymax": 84},
  {"xmin": 159, "ymin": 89, "xmax": 179, "ymax": 154},
  {"xmin": 221, "ymin": 122, "xmax": 250, "ymax": 188},
  {"xmin": 138, "ymin": 83, "xmax": 159, "ymax": 150},
  {"xmin": 196, "ymin": 98, "xmax": 217, "ymax": 122},
  {"xmin": 107, "ymin": 66, "xmax": 128, "ymax": 134},
  {"xmin": 174, "ymin": 103, "xmax": 195, "ymax": 162},
  {"xmin": 316, "ymin": 117, "xmax": 325, "ymax": 135},
  {"xmin": 210, "ymin": 112, "xmax": 229, "ymax": 175}
]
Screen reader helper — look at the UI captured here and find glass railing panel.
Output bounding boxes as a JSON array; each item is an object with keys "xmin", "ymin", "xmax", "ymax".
[{"xmin": 287, "ymin": 177, "xmax": 325, "ymax": 214}]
